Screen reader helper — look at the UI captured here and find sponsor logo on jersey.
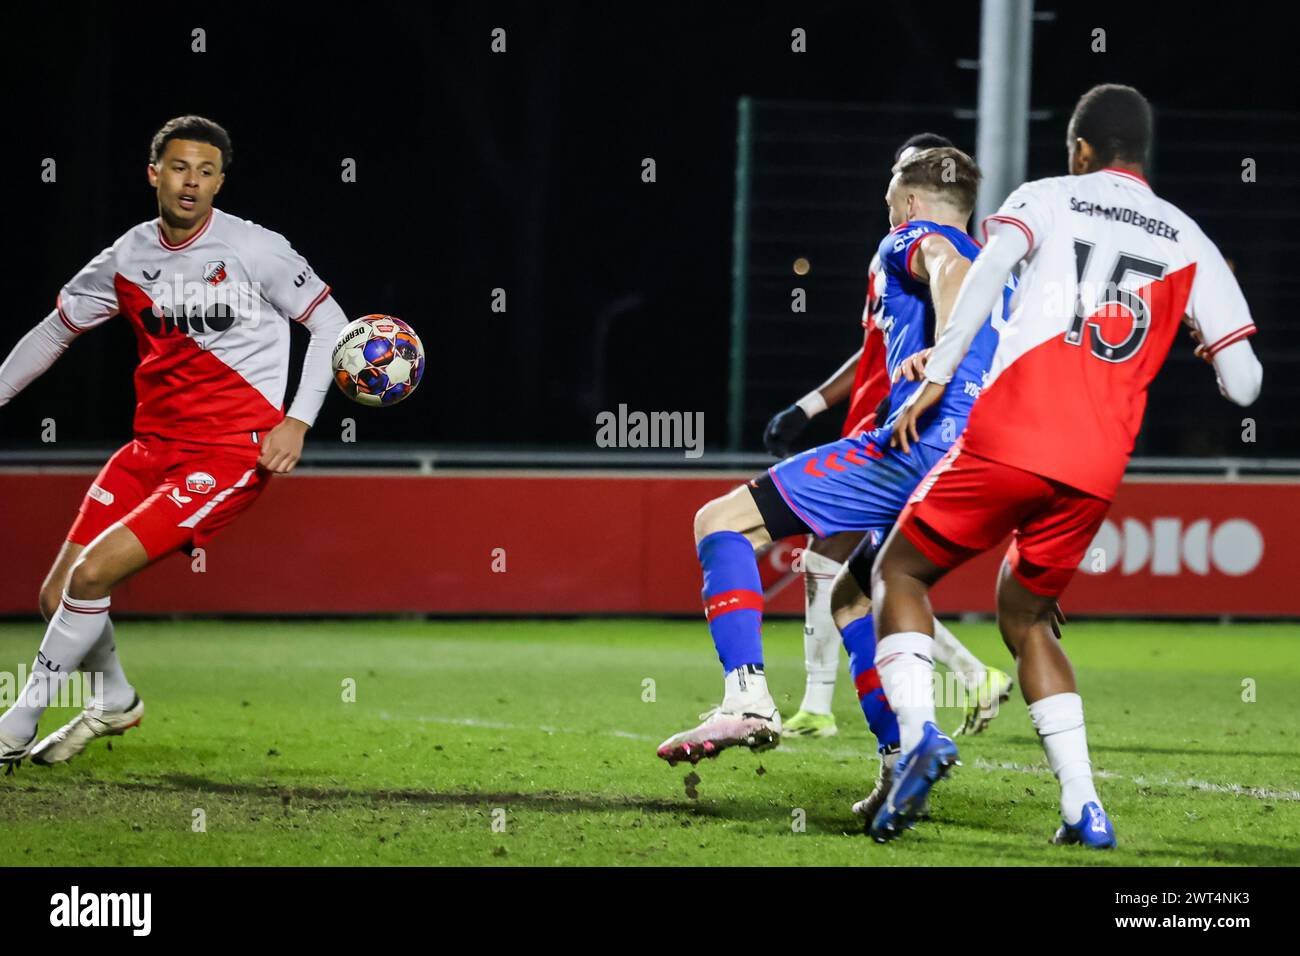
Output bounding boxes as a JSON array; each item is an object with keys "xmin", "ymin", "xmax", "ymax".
[
  {"xmin": 132, "ymin": 276, "xmax": 266, "ymax": 336},
  {"xmin": 167, "ymin": 488, "xmax": 194, "ymax": 508},
  {"xmin": 203, "ymin": 260, "xmax": 228, "ymax": 285},
  {"xmin": 892, "ymin": 224, "xmax": 929, "ymax": 253},
  {"xmin": 184, "ymin": 472, "xmax": 217, "ymax": 494},
  {"xmin": 293, "ymin": 267, "xmax": 313, "ymax": 288},
  {"xmin": 87, "ymin": 483, "xmax": 114, "ymax": 506},
  {"xmin": 142, "ymin": 268, "xmax": 161, "ymax": 282}
]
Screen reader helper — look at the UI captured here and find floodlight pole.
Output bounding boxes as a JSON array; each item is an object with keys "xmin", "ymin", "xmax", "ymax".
[{"xmin": 974, "ymin": 0, "xmax": 1035, "ymax": 227}]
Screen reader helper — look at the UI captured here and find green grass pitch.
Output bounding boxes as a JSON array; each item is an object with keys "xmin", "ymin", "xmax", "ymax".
[{"xmin": 0, "ymin": 618, "xmax": 1297, "ymax": 866}]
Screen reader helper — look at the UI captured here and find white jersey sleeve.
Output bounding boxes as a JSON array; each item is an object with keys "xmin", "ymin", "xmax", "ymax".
[
  {"xmin": 0, "ymin": 311, "xmax": 78, "ymax": 408},
  {"xmin": 57, "ymin": 241, "xmax": 123, "ymax": 333},
  {"xmin": 249, "ymin": 226, "xmax": 331, "ymax": 323},
  {"xmin": 982, "ymin": 179, "xmax": 1057, "ymax": 258},
  {"xmin": 1184, "ymin": 225, "xmax": 1256, "ymax": 357},
  {"xmin": 1181, "ymin": 225, "xmax": 1261, "ymax": 405}
]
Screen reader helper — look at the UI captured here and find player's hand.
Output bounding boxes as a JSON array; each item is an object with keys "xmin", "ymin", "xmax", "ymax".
[
  {"xmin": 1051, "ymin": 601, "xmax": 1067, "ymax": 640},
  {"xmin": 1188, "ymin": 325, "xmax": 1214, "ymax": 365},
  {"xmin": 894, "ymin": 348, "xmax": 933, "ymax": 383},
  {"xmin": 889, "ymin": 381, "xmax": 945, "ymax": 454},
  {"xmin": 763, "ymin": 404, "xmax": 810, "ymax": 458},
  {"xmin": 258, "ymin": 417, "xmax": 309, "ymax": 474}
]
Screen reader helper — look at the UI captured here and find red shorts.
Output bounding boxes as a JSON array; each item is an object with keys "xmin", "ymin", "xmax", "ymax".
[
  {"xmin": 67, "ymin": 438, "xmax": 269, "ymax": 561},
  {"xmin": 897, "ymin": 442, "xmax": 1110, "ymax": 598}
]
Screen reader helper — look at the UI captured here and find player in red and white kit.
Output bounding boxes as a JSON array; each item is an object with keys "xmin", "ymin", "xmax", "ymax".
[
  {"xmin": 868, "ymin": 86, "xmax": 1262, "ymax": 846},
  {"xmin": 761, "ymin": 134, "xmax": 1011, "ymax": 743},
  {"xmin": 0, "ymin": 116, "xmax": 349, "ymax": 769}
]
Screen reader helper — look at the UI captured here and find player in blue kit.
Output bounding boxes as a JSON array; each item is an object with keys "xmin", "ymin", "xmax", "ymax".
[{"xmin": 657, "ymin": 149, "xmax": 1011, "ymax": 820}]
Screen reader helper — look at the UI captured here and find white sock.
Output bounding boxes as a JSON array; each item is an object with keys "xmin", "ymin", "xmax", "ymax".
[
  {"xmin": 1028, "ymin": 692, "xmax": 1102, "ymax": 824},
  {"xmin": 798, "ymin": 550, "xmax": 841, "ymax": 714},
  {"xmin": 723, "ymin": 664, "xmax": 774, "ymax": 713},
  {"xmin": 80, "ymin": 616, "xmax": 136, "ymax": 713},
  {"xmin": 875, "ymin": 631, "xmax": 936, "ymax": 753},
  {"xmin": 0, "ymin": 591, "xmax": 110, "ymax": 740},
  {"xmin": 930, "ymin": 618, "xmax": 986, "ymax": 692}
]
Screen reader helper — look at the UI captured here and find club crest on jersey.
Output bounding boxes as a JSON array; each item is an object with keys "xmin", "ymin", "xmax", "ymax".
[
  {"xmin": 184, "ymin": 472, "xmax": 217, "ymax": 494},
  {"xmin": 203, "ymin": 260, "xmax": 228, "ymax": 285}
]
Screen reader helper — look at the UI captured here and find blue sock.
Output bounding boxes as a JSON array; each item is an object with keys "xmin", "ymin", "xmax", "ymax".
[
  {"xmin": 841, "ymin": 613, "xmax": 900, "ymax": 752},
  {"xmin": 698, "ymin": 530, "xmax": 764, "ymax": 673}
]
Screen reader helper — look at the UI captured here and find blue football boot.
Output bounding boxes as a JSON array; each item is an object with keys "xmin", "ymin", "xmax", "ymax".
[
  {"xmin": 1052, "ymin": 801, "xmax": 1117, "ymax": 849},
  {"xmin": 869, "ymin": 721, "xmax": 959, "ymax": 843}
]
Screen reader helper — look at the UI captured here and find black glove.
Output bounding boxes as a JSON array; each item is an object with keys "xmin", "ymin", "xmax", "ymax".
[{"xmin": 763, "ymin": 404, "xmax": 810, "ymax": 458}]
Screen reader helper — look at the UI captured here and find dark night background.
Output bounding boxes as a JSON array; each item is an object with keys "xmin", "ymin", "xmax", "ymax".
[{"xmin": 2, "ymin": 2, "xmax": 1295, "ymax": 458}]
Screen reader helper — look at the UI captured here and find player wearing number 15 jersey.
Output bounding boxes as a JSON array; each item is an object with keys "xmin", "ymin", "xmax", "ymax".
[
  {"xmin": 0, "ymin": 116, "xmax": 350, "ymax": 771},
  {"xmin": 869, "ymin": 85, "xmax": 1263, "ymax": 847}
]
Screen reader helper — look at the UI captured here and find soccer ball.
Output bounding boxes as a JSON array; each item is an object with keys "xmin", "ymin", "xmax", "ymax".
[{"xmin": 331, "ymin": 314, "xmax": 425, "ymax": 407}]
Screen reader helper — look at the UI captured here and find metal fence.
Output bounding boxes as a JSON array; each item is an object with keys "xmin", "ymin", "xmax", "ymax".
[{"xmin": 726, "ymin": 98, "xmax": 1299, "ymax": 459}]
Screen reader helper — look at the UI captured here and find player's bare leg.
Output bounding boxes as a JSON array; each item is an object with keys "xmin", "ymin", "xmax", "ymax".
[
  {"xmin": 694, "ymin": 483, "xmax": 773, "ymax": 549},
  {"xmin": 656, "ymin": 486, "xmax": 782, "ymax": 765},
  {"xmin": 1, "ymin": 524, "xmax": 148, "ymax": 771},
  {"xmin": 65, "ymin": 523, "xmax": 151, "ymax": 601},
  {"xmin": 786, "ymin": 531, "xmax": 860, "ymax": 738},
  {"xmin": 38, "ymin": 542, "xmax": 84, "ymax": 623},
  {"xmin": 994, "ymin": 559, "xmax": 1075, "ymax": 700},
  {"xmin": 995, "ymin": 560, "xmax": 1114, "ymax": 848}
]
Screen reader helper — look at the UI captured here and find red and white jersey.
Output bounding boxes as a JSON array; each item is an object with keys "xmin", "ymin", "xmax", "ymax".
[
  {"xmin": 56, "ymin": 208, "xmax": 331, "ymax": 449},
  {"xmin": 963, "ymin": 167, "xmax": 1256, "ymax": 500}
]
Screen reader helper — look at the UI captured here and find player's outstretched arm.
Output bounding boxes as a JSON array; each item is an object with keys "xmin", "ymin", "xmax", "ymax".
[
  {"xmin": 763, "ymin": 345, "xmax": 863, "ymax": 457},
  {"xmin": 258, "ymin": 296, "xmax": 351, "ymax": 474},
  {"xmin": 0, "ymin": 310, "xmax": 79, "ymax": 409},
  {"xmin": 890, "ymin": 227, "xmax": 1028, "ymax": 453},
  {"xmin": 1184, "ymin": 240, "xmax": 1263, "ymax": 408},
  {"xmin": 1191, "ymin": 327, "xmax": 1262, "ymax": 407},
  {"xmin": 925, "ymin": 227, "xmax": 1028, "ymax": 387}
]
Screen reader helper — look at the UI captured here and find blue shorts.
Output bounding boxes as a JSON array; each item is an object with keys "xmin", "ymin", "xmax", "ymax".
[{"xmin": 766, "ymin": 435, "xmax": 948, "ymax": 539}]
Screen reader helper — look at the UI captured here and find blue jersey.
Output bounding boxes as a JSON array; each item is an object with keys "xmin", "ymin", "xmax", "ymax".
[{"xmin": 865, "ymin": 221, "xmax": 1011, "ymax": 452}]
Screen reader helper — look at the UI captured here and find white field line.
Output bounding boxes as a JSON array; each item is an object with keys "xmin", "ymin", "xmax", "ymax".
[{"xmin": 378, "ymin": 712, "xmax": 1299, "ymax": 802}]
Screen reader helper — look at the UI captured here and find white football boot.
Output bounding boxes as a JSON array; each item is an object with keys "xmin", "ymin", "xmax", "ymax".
[
  {"xmin": 30, "ymin": 694, "xmax": 143, "ymax": 766},
  {"xmin": 851, "ymin": 746, "xmax": 900, "ymax": 822},
  {"xmin": 657, "ymin": 664, "xmax": 782, "ymax": 766},
  {"xmin": 851, "ymin": 745, "xmax": 930, "ymax": 826},
  {"xmin": 0, "ymin": 728, "xmax": 37, "ymax": 775}
]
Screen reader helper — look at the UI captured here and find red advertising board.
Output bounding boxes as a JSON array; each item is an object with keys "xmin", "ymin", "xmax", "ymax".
[{"xmin": 0, "ymin": 470, "xmax": 1295, "ymax": 616}]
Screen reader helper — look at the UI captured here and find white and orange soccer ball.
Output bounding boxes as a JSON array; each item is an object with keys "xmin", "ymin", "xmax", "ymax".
[{"xmin": 331, "ymin": 314, "xmax": 425, "ymax": 407}]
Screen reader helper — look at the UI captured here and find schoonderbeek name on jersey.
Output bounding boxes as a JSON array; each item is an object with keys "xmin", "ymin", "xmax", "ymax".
[{"xmin": 1069, "ymin": 199, "xmax": 1181, "ymax": 240}]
